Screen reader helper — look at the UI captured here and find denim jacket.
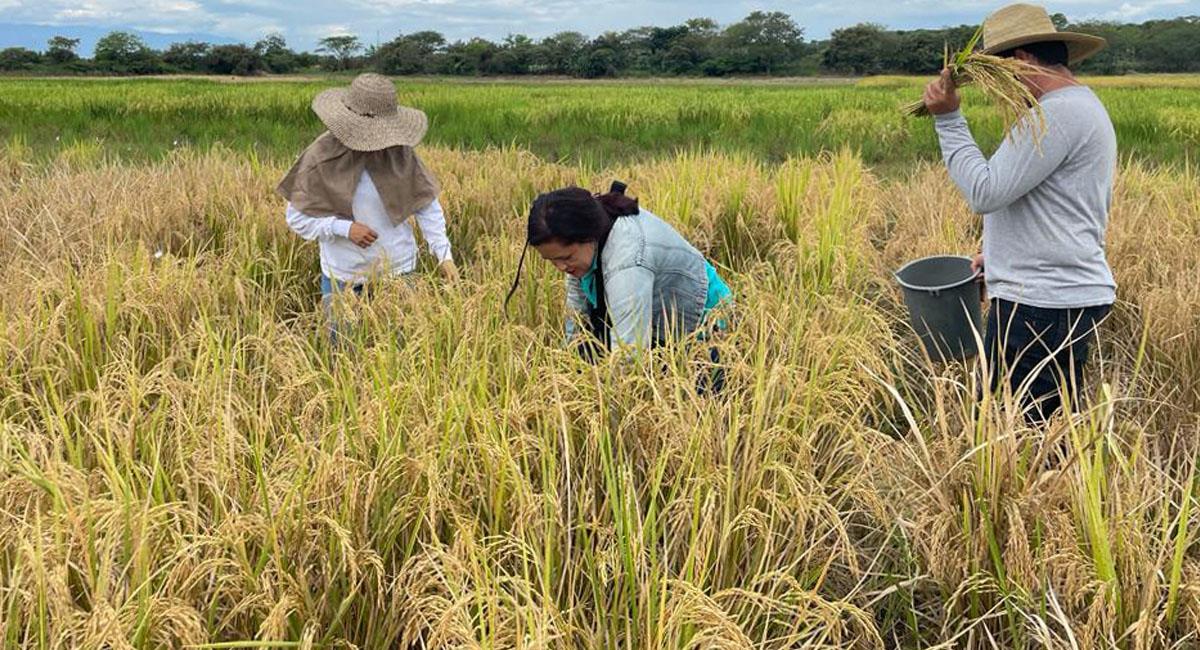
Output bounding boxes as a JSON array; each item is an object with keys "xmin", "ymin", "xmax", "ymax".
[{"xmin": 565, "ymin": 209, "xmax": 713, "ymax": 348}]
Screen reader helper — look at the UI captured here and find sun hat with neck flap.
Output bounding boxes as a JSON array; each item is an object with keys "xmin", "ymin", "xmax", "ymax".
[
  {"xmin": 277, "ymin": 73, "xmax": 439, "ymax": 226},
  {"xmin": 980, "ymin": 3, "xmax": 1107, "ymax": 66},
  {"xmin": 311, "ymin": 72, "xmax": 429, "ymax": 151}
]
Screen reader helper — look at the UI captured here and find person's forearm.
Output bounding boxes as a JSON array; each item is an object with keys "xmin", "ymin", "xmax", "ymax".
[
  {"xmin": 414, "ymin": 199, "xmax": 453, "ymax": 262},
  {"xmin": 934, "ymin": 111, "xmax": 1002, "ymax": 213},
  {"xmin": 934, "ymin": 111, "xmax": 1065, "ymax": 215},
  {"xmin": 285, "ymin": 203, "xmax": 351, "ymax": 241}
]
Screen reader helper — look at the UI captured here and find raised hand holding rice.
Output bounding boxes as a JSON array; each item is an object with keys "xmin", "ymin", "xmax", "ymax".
[
  {"xmin": 922, "ymin": 68, "xmax": 961, "ymax": 116},
  {"xmin": 904, "ymin": 26, "xmax": 1049, "ymax": 143}
]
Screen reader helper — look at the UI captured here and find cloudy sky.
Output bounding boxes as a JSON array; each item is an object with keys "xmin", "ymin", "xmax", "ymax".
[{"xmin": 2, "ymin": 0, "xmax": 1197, "ymax": 51}]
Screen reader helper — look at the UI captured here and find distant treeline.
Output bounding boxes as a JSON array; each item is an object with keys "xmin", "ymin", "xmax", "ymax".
[{"xmin": 2, "ymin": 13, "xmax": 1198, "ymax": 78}]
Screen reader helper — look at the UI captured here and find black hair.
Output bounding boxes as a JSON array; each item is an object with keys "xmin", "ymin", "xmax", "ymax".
[
  {"xmin": 998, "ymin": 40, "xmax": 1070, "ymax": 67},
  {"xmin": 504, "ymin": 182, "xmax": 639, "ymax": 311},
  {"xmin": 527, "ymin": 187, "xmax": 611, "ymax": 246}
]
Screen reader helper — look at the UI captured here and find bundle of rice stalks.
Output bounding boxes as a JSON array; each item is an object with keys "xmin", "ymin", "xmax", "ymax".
[{"xmin": 902, "ymin": 27, "xmax": 1047, "ymax": 142}]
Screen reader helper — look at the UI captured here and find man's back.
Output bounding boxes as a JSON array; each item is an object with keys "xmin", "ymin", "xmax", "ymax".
[{"xmin": 936, "ymin": 85, "xmax": 1117, "ymax": 308}]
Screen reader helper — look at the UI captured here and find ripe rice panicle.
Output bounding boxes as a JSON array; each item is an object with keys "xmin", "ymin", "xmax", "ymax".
[{"xmin": 902, "ymin": 27, "xmax": 1048, "ymax": 143}]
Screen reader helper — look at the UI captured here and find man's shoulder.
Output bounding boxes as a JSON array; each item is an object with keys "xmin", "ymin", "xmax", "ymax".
[
  {"xmin": 1043, "ymin": 85, "xmax": 1105, "ymax": 112},
  {"xmin": 1044, "ymin": 86, "xmax": 1115, "ymax": 141}
]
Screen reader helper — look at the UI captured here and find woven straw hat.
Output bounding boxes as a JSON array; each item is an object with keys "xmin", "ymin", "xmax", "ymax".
[
  {"xmin": 981, "ymin": 3, "xmax": 1107, "ymax": 66},
  {"xmin": 312, "ymin": 73, "xmax": 428, "ymax": 152}
]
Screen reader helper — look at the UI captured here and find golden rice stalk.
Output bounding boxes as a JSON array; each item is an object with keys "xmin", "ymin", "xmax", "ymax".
[{"xmin": 903, "ymin": 28, "xmax": 1048, "ymax": 143}]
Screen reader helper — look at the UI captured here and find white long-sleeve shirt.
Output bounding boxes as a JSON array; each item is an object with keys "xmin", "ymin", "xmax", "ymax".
[{"xmin": 285, "ymin": 170, "xmax": 453, "ymax": 284}]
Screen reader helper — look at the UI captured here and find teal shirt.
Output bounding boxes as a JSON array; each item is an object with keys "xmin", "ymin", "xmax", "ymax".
[
  {"xmin": 704, "ymin": 262, "xmax": 732, "ymax": 312},
  {"xmin": 580, "ymin": 257, "xmax": 732, "ymax": 316}
]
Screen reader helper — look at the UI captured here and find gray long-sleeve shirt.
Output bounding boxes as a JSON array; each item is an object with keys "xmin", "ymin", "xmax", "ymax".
[{"xmin": 933, "ymin": 85, "xmax": 1117, "ymax": 309}]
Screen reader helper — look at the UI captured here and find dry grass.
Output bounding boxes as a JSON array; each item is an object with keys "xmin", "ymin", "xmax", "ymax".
[{"xmin": 0, "ymin": 143, "xmax": 1197, "ymax": 648}]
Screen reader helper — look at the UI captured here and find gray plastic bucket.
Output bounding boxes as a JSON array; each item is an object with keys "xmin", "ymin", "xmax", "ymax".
[{"xmin": 895, "ymin": 255, "xmax": 983, "ymax": 362}]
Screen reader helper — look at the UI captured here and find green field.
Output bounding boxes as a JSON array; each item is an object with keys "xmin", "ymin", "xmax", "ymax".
[
  {"xmin": 2, "ymin": 76, "xmax": 1199, "ymax": 169},
  {"xmin": 1, "ymin": 77, "xmax": 1199, "ymax": 648}
]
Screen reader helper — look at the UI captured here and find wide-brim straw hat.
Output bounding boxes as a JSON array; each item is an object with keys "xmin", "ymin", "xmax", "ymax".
[
  {"xmin": 981, "ymin": 3, "xmax": 1107, "ymax": 66},
  {"xmin": 312, "ymin": 73, "xmax": 428, "ymax": 152}
]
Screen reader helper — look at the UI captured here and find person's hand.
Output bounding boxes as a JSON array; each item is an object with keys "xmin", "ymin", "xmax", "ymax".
[
  {"xmin": 923, "ymin": 68, "xmax": 961, "ymax": 115},
  {"xmin": 971, "ymin": 253, "xmax": 987, "ymax": 302},
  {"xmin": 348, "ymin": 222, "xmax": 378, "ymax": 248},
  {"xmin": 438, "ymin": 259, "xmax": 461, "ymax": 283}
]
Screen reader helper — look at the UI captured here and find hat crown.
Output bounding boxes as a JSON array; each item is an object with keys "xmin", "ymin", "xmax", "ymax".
[
  {"xmin": 344, "ymin": 73, "xmax": 398, "ymax": 118},
  {"xmin": 983, "ymin": 3, "xmax": 1057, "ymax": 52}
]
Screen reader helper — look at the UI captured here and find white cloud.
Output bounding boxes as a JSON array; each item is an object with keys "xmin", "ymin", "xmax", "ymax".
[
  {"xmin": 1101, "ymin": 0, "xmax": 1187, "ymax": 19},
  {"xmin": 211, "ymin": 14, "xmax": 283, "ymax": 38}
]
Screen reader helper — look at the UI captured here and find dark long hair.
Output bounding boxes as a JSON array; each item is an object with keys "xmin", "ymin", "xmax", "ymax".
[{"xmin": 504, "ymin": 182, "xmax": 639, "ymax": 310}]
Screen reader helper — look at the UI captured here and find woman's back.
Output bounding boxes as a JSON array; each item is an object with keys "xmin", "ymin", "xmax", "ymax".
[{"xmin": 576, "ymin": 209, "xmax": 711, "ymax": 347}]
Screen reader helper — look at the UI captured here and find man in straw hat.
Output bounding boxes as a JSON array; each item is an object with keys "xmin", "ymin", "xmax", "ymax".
[
  {"xmin": 279, "ymin": 73, "xmax": 459, "ymax": 342},
  {"xmin": 923, "ymin": 4, "xmax": 1116, "ymax": 425}
]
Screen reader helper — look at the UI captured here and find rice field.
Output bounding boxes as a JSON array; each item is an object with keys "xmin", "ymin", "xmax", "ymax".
[
  {"xmin": 1, "ymin": 77, "xmax": 1199, "ymax": 648},
  {"xmin": 2, "ymin": 76, "xmax": 1199, "ymax": 169}
]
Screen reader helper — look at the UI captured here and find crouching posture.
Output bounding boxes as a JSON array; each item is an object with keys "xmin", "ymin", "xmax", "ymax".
[
  {"xmin": 509, "ymin": 183, "xmax": 732, "ymax": 389},
  {"xmin": 278, "ymin": 73, "xmax": 458, "ymax": 341}
]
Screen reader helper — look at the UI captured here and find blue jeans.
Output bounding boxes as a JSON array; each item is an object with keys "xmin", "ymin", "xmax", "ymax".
[
  {"xmin": 320, "ymin": 274, "xmax": 368, "ymax": 345},
  {"xmin": 984, "ymin": 298, "xmax": 1111, "ymax": 423}
]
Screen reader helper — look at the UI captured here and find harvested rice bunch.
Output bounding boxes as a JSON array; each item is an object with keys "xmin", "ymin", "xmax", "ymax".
[{"xmin": 903, "ymin": 27, "xmax": 1047, "ymax": 143}]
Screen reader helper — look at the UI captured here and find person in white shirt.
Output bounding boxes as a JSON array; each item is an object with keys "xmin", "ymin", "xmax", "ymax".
[
  {"xmin": 277, "ymin": 73, "xmax": 458, "ymax": 341},
  {"xmin": 283, "ymin": 173, "xmax": 454, "ymax": 287}
]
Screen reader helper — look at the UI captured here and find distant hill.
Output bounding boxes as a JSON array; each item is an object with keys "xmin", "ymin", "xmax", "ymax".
[{"xmin": 0, "ymin": 23, "xmax": 239, "ymax": 56}]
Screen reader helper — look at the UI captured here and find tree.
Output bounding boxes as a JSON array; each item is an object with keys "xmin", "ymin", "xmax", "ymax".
[
  {"xmin": 823, "ymin": 23, "xmax": 893, "ymax": 75},
  {"xmin": 573, "ymin": 32, "xmax": 626, "ymax": 78},
  {"xmin": 534, "ymin": 31, "xmax": 586, "ymax": 74},
  {"xmin": 1050, "ymin": 12, "xmax": 1070, "ymax": 30},
  {"xmin": 661, "ymin": 19, "xmax": 720, "ymax": 75},
  {"xmin": 206, "ymin": 44, "xmax": 263, "ymax": 75},
  {"xmin": 255, "ymin": 33, "xmax": 298, "ymax": 73},
  {"xmin": 94, "ymin": 31, "xmax": 163, "ymax": 74},
  {"xmin": 488, "ymin": 34, "xmax": 535, "ymax": 75},
  {"xmin": 46, "ymin": 36, "xmax": 81, "ymax": 64},
  {"xmin": 439, "ymin": 38, "xmax": 499, "ymax": 75},
  {"xmin": 890, "ymin": 26, "xmax": 975, "ymax": 74},
  {"xmin": 0, "ymin": 47, "xmax": 41, "ymax": 71},
  {"xmin": 1073, "ymin": 20, "xmax": 1144, "ymax": 74},
  {"xmin": 318, "ymin": 35, "xmax": 362, "ymax": 71},
  {"xmin": 162, "ymin": 41, "xmax": 211, "ymax": 72},
  {"xmin": 374, "ymin": 31, "xmax": 445, "ymax": 75},
  {"xmin": 293, "ymin": 51, "xmax": 320, "ymax": 70},
  {"xmin": 617, "ymin": 24, "xmax": 697, "ymax": 74},
  {"xmin": 722, "ymin": 11, "xmax": 805, "ymax": 74},
  {"xmin": 617, "ymin": 27, "xmax": 656, "ymax": 73},
  {"xmin": 573, "ymin": 46, "xmax": 620, "ymax": 78},
  {"xmin": 1134, "ymin": 17, "xmax": 1200, "ymax": 72}
]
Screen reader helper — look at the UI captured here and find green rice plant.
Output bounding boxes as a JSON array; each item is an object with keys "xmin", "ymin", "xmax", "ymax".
[
  {"xmin": 1164, "ymin": 453, "xmax": 1198, "ymax": 629},
  {"xmin": 0, "ymin": 133, "xmax": 32, "ymax": 183},
  {"xmin": 1, "ymin": 76, "xmax": 1199, "ymax": 169}
]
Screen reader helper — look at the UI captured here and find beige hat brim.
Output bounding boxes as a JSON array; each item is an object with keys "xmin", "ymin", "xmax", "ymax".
[
  {"xmin": 312, "ymin": 88, "xmax": 429, "ymax": 152},
  {"xmin": 982, "ymin": 31, "xmax": 1107, "ymax": 67}
]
